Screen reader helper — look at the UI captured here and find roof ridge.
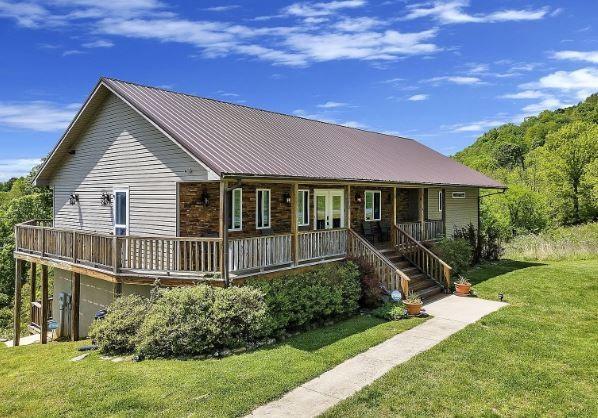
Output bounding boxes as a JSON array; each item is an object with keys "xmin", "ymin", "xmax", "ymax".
[{"xmin": 101, "ymin": 76, "xmax": 415, "ymax": 142}]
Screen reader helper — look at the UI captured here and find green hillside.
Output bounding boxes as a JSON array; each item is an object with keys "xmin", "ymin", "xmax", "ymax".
[{"xmin": 454, "ymin": 94, "xmax": 598, "ymax": 235}]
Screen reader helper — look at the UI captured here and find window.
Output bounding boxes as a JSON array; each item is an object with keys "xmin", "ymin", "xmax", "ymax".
[
  {"xmin": 297, "ymin": 189, "xmax": 309, "ymax": 226},
  {"xmin": 364, "ymin": 190, "xmax": 381, "ymax": 221},
  {"xmin": 256, "ymin": 189, "xmax": 271, "ymax": 229},
  {"xmin": 438, "ymin": 190, "xmax": 444, "ymax": 212},
  {"xmin": 227, "ymin": 188, "xmax": 242, "ymax": 231},
  {"xmin": 452, "ymin": 191, "xmax": 466, "ymax": 199},
  {"xmin": 113, "ymin": 188, "xmax": 129, "ymax": 236}
]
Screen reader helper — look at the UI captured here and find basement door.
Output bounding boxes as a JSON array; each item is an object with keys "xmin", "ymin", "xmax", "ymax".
[{"xmin": 314, "ymin": 189, "xmax": 344, "ymax": 230}]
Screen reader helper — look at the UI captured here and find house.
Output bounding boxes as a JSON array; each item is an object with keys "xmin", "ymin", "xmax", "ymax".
[{"xmin": 12, "ymin": 77, "xmax": 504, "ymax": 345}]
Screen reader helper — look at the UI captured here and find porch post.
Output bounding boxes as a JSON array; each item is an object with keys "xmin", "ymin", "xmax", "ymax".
[
  {"xmin": 40, "ymin": 265, "xmax": 48, "ymax": 344},
  {"xmin": 71, "ymin": 272, "xmax": 80, "ymax": 341},
  {"xmin": 13, "ymin": 259, "xmax": 24, "ymax": 346},
  {"xmin": 442, "ymin": 188, "xmax": 447, "ymax": 236},
  {"xmin": 392, "ymin": 186, "xmax": 397, "ymax": 246},
  {"xmin": 346, "ymin": 185, "xmax": 351, "ymax": 229},
  {"xmin": 418, "ymin": 188, "xmax": 425, "ymax": 240},
  {"xmin": 30, "ymin": 262, "xmax": 36, "ymax": 306},
  {"xmin": 291, "ymin": 183, "xmax": 299, "ymax": 265},
  {"xmin": 219, "ymin": 180, "xmax": 229, "ymax": 286}
]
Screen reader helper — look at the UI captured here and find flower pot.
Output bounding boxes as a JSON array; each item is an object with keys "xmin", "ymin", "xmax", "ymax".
[
  {"xmin": 455, "ymin": 283, "xmax": 472, "ymax": 296},
  {"xmin": 404, "ymin": 301, "xmax": 422, "ymax": 316}
]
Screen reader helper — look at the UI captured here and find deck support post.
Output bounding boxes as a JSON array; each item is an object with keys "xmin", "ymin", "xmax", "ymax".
[
  {"xmin": 291, "ymin": 183, "xmax": 299, "ymax": 265},
  {"xmin": 392, "ymin": 186, "xmax": 397, "ymax": 246},
  {"xmin": 71, "ymin": 272, "xmax": 80, "ymax": 341},
  {"xmin": 219, "ymin": 180, "xmax": 229, "ymax": 286},
  {"xmin": 30, "ymin": 262, "xmax": 37, "ymax": 305},
  {"xmin": 418, "ymin": 188, "xmax": 425, "ymax": 241},
  {"xmin": 40, "ymin": 265, "xmax": 48, "ymax": 344},
  {"xmin": 13, "ymin": 259, "xmax": 24, "ymax": 346}
]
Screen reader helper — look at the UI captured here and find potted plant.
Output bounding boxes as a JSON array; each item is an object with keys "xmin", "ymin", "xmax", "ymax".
[
  {"xmin": 455, "ymin": 275, "xmax": 472, "ymax": 296},
  {"xmin": 404, "ymin": 292, "xmax": 423, "ymax": 316}
]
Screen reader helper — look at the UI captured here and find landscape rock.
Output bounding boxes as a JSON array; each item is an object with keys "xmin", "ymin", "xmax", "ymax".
[{"xmin": 70, "ymin": 353, "xmax": 90, "ymax": 362}]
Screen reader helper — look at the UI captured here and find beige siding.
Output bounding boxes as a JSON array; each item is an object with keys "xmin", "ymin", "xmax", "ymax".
[
  {"xmin": 50, "ymin": 93, "xmax": 211, "ymax": 236},
  {"xmin": 445, "ymin": 187, "xmax": 479, "ymax": 236},
  {"xmin": 427, "ymin": 188, "xmax": 443, "ymax": 221}
]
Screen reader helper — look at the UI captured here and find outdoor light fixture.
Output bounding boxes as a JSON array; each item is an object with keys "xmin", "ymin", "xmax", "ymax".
[
  {"xmin": 200, "ymin": 189, "xmax": 210, "ymax": 207},
  {"xmin": 355, "ymin": 193, "xmax": 362, "ymax": 203},
  {"xmin": 282, "ymin": 192, "xmax": 291, "ymax": 204},
  {"xmin": 100, "ymin": 192, "xmax": 112, "ymax": 206},
  {"xmin": 69, "ymin": 193, "xmax": 79, "ymax": 205}
]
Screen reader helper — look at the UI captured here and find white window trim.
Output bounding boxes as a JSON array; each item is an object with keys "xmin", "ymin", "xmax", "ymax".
[
  {"xmin": 364, "ymin": 190, "xmax": 381, "ymax": 221},
  {"xmin": 229, "ymin": 188, "xmax": 243, "ymax": 232},
  {"xmin": 256, "ymin": 188, "xmax": 271, "ymax": 229},
  {"xmin": 113, "ymin": 187, "xmax": 130, "ymax": 235},
  {"xmin": 298, "ymin": 189, "xmax": 310, "ymax": 226},
  {"xmin": 438, "ymin": 190, "xmax": 443, "ymax": 212},
  {"xmin": 452, "ymin": 191, "xmax": 466, "ymax": 199}
]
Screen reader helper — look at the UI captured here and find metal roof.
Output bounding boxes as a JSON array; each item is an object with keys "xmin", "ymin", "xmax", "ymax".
[{"xmin": 37, "ymin": 77, "xmax": 505, "ymax": 188}]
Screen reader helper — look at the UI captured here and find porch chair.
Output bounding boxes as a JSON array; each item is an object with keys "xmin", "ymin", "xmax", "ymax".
[{"xmin": 361, "ymin": 222, "xmax": 377, "ymax": 244}]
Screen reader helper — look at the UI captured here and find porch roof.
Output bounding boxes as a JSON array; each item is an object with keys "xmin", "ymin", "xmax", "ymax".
[{"xmin": 38, "ymin": 77, "xmax": 505, "ymax": 189}]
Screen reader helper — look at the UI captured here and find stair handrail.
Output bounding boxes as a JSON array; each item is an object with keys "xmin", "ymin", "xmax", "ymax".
[
  {"xmin": 393, "ymin": 225, "xmax": 452, "ymax": 290},
  {"xmin": 347, "ymin": 229, "xmax": 411, "ymax": 297}
]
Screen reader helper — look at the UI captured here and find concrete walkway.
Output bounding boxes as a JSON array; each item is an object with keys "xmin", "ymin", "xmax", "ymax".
[
  {"xmin": 248, "ymin": 295, "xmax": 506, "ymax": 418},
  {"xmin": 4, "ymin": 332, "xmax": 53, "ymax": 348}
]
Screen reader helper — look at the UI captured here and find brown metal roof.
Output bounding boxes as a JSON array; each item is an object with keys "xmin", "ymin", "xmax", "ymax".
[{"xmin": 39, "ymin": 77, "xmax": 505, "ymax": 188}]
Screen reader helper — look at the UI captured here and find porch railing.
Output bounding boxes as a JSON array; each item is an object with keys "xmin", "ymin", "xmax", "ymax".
[
  {"xmin": 394, "ymin": 225, "xmax": 452, "ymax": 290},
  {"xmin": 298, "ymin": 229, "xmax": 347, "ymax": 261},
  {"xmin": 228, "ymin": 233, "xmax": 292, "ymax": 272},
  {"xmin": 397, "ymin": 220, "xmax": 444, "ymax": 242},
  {"xmin": 15, "ymin": 220, "xmax": 222, "ymax": 276},
  {"xmin": 347, "ymin": 229, "xmax": 410, "ymax": 296},
  {"xmin": 30, "ymin": 297, "xmax": 53, "ymax": 331}
]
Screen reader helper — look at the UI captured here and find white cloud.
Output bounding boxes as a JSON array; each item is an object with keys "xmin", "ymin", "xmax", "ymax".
[
  {"xmin": 284, "ymin": 1, "xmax": 366, "ymax": 18},
  {"xmin": 403, "ymin": 0, "xmax": 549, "ymax": 25},
  {"xmin": 82, "ymin": 39, "xmax": 114, "ymax": 48},
  {"xmin": 333, "ymin": 17, "xmax": 383, "ymax": 32},
  {"xmin": 450, "ymin": 119, "xmax": 505, "ymax": 132},
  {"xmin": 523, "ymin": 67, "xmax": 598, "ymax": 91},
  {"xmin": 408, "ymin": 94, "xmax": 428, "ymax": 101},
  {"xmin": 293, "ymin": 108, "xmax": 367, "ymax": 128},
  {"xmin": 203, "ymin": 5, "xmax": 240, "ymax": 12},
  {"xmin": 0, "ymin": 101, "xmax": 79, "ymax": 131},
  {"xmin": 521, "ymin": 97, "xmax": 571, "ymax": 114},
  {"xmin": 0, "ymin": 158, "xmax": 42, "ymax": 182},
  {"xmin": 551, "ymin": 50, "xmax": 598, "ymax": 64},
  {"xmin": 425, "ymin": 75, "xmax": 484, "ymax": 85},
  {"xmin": 500, "ymin": 90, "xmax": 547, "ymax": 99},
  {"xmin": 317, "ymin": 101, "xmax": 348, "ymax": 108}
]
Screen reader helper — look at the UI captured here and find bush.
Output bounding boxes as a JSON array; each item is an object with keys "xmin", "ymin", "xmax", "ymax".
[
  {"xmin": 246, "ymin": 262, "xmax": 361, "ymax": 333},
  {"xmin": 137, "ymin": 285, "xmax": 270, "ymax": 358},
  {"xmin": 371, "ymin": 302, "xmax": 406, "ymax": 321},
  {"xmin": 88, "ymin": 294, "xmax": 148, "ymax": 355},
  {"xmin": 432, "ymin": 238, "xmax": 473, "ymax": 277},
  {"xmin": 349, "ymin": 257, "xmax": 384, "ymax": 308}
]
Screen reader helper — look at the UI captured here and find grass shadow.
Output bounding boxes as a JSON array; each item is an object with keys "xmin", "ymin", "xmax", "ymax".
[
  {"xmin": 286, "ymin": 315, "xmax": 384, "ymax": 352},
  {"xmin": 466, "ymin": 259, "xmax": 545, "ymax": 286}
]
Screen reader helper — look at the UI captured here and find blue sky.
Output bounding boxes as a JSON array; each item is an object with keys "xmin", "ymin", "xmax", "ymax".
[{"xmin": 0, "ymin": 0, "xmax": 597, "ymax": 181}]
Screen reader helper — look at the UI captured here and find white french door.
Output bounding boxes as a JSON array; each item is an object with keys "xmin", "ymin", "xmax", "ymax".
[{"xmin": 314, "ymin": 189, "xmax": 344, "ymax": 230}]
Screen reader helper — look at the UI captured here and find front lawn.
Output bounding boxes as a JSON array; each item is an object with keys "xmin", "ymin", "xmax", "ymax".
[
  {"xmin": 0, "ymin": 314, "xmax": 424, "ymax": 417},
  {"xmin": 323, "ymin": 259, "xmax": 598, "ymax": 417}
]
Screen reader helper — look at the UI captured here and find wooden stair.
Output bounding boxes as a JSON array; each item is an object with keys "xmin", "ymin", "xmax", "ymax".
[{"xmin": 379, "ymin": 248, "xmax": 444, "ymax": 301}]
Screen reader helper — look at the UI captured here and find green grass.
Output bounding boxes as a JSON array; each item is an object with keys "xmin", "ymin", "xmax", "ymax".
[
  {"xmin": 0, "ymin": 314, "xmax": 425, "ymax": 417},
  {"xmin": 323, "ymin": 258, "xmax": 598, "ymax": 417},
  {"xmin": 504, "ymin": 222, "xmax": 598, "ymax": 261}
]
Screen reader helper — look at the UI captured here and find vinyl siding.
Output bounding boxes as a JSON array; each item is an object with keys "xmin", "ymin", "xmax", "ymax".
[
  {"xmin": 50, "ymin": 93, "xmax": 210, "ymax": 236},
  {"xmin": 444, "ymin": 187, "xmax": 479, "ymax": 236},
  {"xmin": 427, "ymin": 188, "xmax": 443, "ymax": 221}
]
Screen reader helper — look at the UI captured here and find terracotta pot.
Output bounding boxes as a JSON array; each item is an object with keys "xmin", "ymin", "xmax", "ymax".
[
  {"xmin": 455, "ymin": 283, "xmax": 472, "ymax": 296},
  {"xmin": 404, "ymin": 301, "xmax": 422, "ymax": 316}
]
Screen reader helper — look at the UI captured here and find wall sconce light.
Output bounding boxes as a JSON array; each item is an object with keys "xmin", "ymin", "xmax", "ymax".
[
  {"xmin": 282, "ymin": 192, "xmax": 291, "ymax": 204},
  {"xmin": 69, "ymin": 193, "xmax": 79, "ymax": 205},
  {"xmin": 100, "ymin": 192, "xmax": 113, "ymax": 206},
  {"xmin": 355, "ymin": 193, "xmax": 362, "ymax": 203},
  {"xmin": 200, "ymin": 189, "xmax": 210, "ymax": 207}
]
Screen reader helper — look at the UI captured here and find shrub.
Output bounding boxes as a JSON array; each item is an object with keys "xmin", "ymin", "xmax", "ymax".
[
  {"xmin": 371, "ymin": 302, "xmax": 406, "ymax": 321},
  {"xmin": 349, "ymin": 257, "xmax": 384, "ymax": 308},
  {"xmin": 137, "ymin": 285, "xmax": 270, "ymax": 358},
  {"xmin": 246, "ymin": 262, "xmax": 361, "ymax": 333},
  {"xmin": 88, "ymin": 294, "xmax": 148, "ymax": 355},
  {"xmin": 432, "ymin": 238, "xmax": 473, "ymax": 277}
]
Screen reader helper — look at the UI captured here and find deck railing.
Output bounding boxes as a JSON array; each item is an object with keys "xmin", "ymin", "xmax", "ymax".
[
  {"xmin": 30, "ymin": 297, "xmax": 52, "ymax": 331},
  {"xmin": 394, "ymin": 225, "xmax": 452, "ymax": 290},
  {"xmin": 397, "ymin": 220, "xmax": 444, "ymax": 242},
  {"xmin": 228, "ymin": 233, "xmax": 292, "ymax": 272},
  {"xmin": 15, "ymin": 221, "xmax": 222, "ymax": 277},
  {"xmin": 298, "ymin": 229, "xmax": 347, "ymax": 261},
  {"xmin": 347, "ymin": 229, "xmax": 410, "ymax": 296}
]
